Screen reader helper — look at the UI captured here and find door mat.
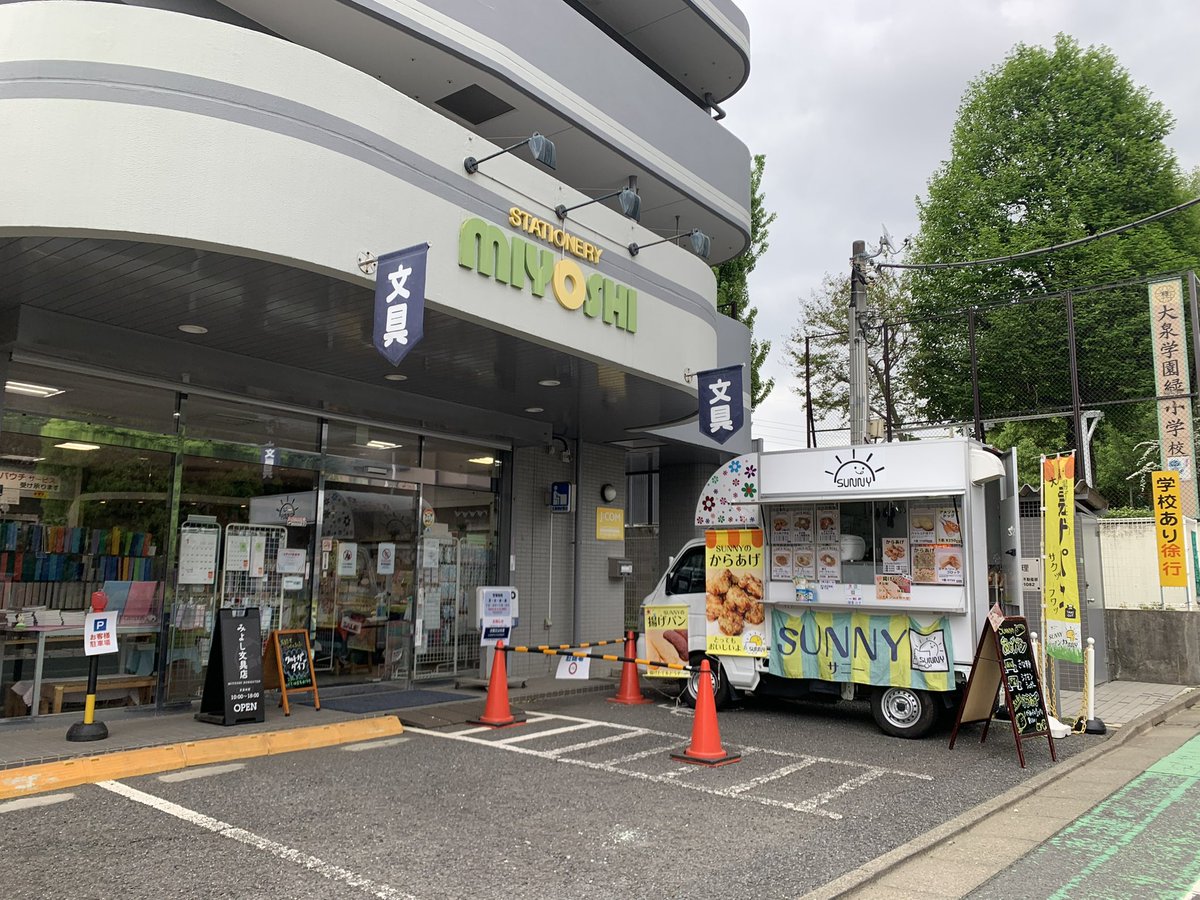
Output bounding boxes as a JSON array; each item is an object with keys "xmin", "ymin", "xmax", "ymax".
[{"xmin": 300, "ymin": 689, "xmax": 476, "ymax": 713}]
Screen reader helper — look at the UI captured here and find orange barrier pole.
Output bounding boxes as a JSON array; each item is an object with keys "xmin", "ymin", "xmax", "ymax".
[
  {"xmin": 467, "ymin": 641, "xmax": 527, "ymax": 728},
  {"xmin": 670, "ymin": 659, "xmax": 740, "ymax": 767},
  {"xmin": 607, "ymin": 631, "xmax": 653, "ymax": 705}
]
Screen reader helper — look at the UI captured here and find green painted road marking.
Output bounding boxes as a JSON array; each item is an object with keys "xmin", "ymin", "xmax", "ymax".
[{"xmin": 1041, "ymin": 734, "xmax": 1200, "ymax": 899}]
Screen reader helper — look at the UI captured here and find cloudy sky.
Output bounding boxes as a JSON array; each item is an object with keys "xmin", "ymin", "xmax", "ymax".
[{"xmin": 723, "ymin": 1, "xmax": 1200, "ymax": 450}]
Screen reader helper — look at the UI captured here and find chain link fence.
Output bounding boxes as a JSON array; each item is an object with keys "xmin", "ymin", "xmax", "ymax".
[{"xmin": 796, "ymin": 271, "xmax": 1198, "ymax": 508}]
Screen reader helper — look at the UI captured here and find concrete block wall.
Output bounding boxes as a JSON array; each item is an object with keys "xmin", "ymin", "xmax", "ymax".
[
  {"xmin": 1105, "ymin": 609, "xmax": 1200, "ymax": 684},
  {"xmin": 507, "ymin": 441, "xmax": 625, "ymax": 677}
]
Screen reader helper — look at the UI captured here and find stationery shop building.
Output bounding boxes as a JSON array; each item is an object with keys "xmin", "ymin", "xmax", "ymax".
[{"xmin": 0, "ymin": 0, "xmax": 753, "ymax": 716}]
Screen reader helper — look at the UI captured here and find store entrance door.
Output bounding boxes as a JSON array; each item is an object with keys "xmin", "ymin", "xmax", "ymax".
[{"xmin": 314, "ymin": 483, "xmax": 417, "ymax": 685}]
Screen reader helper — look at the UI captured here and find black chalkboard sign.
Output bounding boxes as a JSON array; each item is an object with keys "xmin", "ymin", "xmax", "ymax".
[
  {"xmin": 263, "ymin": 628, "xmax": 319, "ymax": 715},
  {"xmin": 196, "ymin": 608, "xmax": 265, "ymax": 726},
  {"xmin": 949, "ymin": 615, "xmax": 1056, "ymax": 768}
]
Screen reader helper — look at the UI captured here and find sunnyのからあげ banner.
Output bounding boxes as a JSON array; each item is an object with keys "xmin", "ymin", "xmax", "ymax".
[
  {"xmin": 1042, "ymin": 454, "xmax": 1083, "ymax": 664},
  {"xmin": 704, "ymin": 529, "xmax": 766, "ymax": 657},
  {"xmin": 769, "ymin": 608, "xmax": 954, "ymax": 691}
]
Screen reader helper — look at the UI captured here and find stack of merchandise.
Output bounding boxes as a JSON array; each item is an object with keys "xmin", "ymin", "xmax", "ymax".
[{"xmin": 59, "ymin": 608, "xmax": 87, "ymax": 627}]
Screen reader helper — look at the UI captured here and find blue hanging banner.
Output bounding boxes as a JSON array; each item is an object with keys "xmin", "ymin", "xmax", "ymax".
[
  {"xmin": 373, "ymin": 242, "xmax": 430, "ymax": 366},
  {"xmin": 696, "ymin": 364, "xmax": 744, "ymax": 445}
]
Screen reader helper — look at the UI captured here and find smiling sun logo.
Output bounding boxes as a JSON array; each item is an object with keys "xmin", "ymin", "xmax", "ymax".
[{"xmin": 825, "ymin": 448, "xmax": 884, "ymax": 489}]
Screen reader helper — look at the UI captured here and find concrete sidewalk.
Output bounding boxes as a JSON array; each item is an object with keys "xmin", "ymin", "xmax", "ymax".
[
  {"xmin": 0, "ymin": 673, "xmax": 619, "ymax": 770},
  {"xmin": 806, "ymin": 681, "xmax": 1200, "ymax": 899}
]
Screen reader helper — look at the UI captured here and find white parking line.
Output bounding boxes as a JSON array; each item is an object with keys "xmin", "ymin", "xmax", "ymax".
[
  {"xmin": 545, "ymin": 729, "xmax": 646, "ymax": 758},
  {"xmin": 0, "ymin": 792, "xmax": 75, "ymax": 813},
  {"xmin": 159, "ymin": 763, "xmax": 246, "ymax": 783},
  {"xmin": 96, "ymin": 780, "xmax": 415, "ymax": 900},
  {"xmin": 341, "ymin": 737, "xmax": 410, "ymax": 752},
  {"xmin": 403, "ymin": 713, "xmax": 929, "ymax": 821},
  {"xmin": 494, "ymin": 722, "xmax": 599, "ymax": 744}
]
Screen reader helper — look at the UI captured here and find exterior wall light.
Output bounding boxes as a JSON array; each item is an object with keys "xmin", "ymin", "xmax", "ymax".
[
  {"xmin": 628, "ymin": 228, "xmax": 711, "ymax": 259},
  {"xmin": 555, "ymin": 184, "xmax": 641, "ymax": 223},
  {"xmin": 464, "ymin": 132, "xmax": 556, "ymax": 173},
  {"xmin": 600, "ymin": 483, "xmax": 617, "ymax": 503}
]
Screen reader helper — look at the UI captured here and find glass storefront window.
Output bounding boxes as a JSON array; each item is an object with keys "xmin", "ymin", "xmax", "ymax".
[{"xmin": 0, "ymin": 426, "xmax": 172, "ymax": 718}]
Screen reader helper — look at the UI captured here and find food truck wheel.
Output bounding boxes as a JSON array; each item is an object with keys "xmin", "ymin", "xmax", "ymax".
[
  {"xmin": 683, "ymin": 654, "xmax": 731, "ymax": 710},
  {"xmin": 871, "ymin": 687, "xmax": 937, "ymax": 738}
]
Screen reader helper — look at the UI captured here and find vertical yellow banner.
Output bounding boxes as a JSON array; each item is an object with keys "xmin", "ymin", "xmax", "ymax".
[
  {"xmin": 1042, "ymin": 454, "xmax": 1083, "ymax": 664},
  {"xmin": 1152, "ymin": 470, "xmax": 1187, "ymax": 588},
  {"xmin": 1149, "ymin": 279, "xmax": 1198, "ymax": 516},
  {"xmin": 704, "ymin": 529, "xmax": 767, "ymax": 657}
]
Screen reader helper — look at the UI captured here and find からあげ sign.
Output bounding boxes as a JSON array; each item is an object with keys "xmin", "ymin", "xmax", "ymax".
[
  {"xmin": 459, "ymin": 217, "xmax": 636, "ymax": 333},
  {"xmin": 704, "ymin": 529, "xmax": 767, "ymax": 657}
]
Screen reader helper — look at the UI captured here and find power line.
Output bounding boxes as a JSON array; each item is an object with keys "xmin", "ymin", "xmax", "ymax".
[{"xmin": 877, "ymin": 195, "xmax": 1200, "ymax": 272}]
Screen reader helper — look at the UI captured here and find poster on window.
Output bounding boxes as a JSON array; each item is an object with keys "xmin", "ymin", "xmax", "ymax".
[
  {"xmin": 792, "ymin": 505, "xmax": 815, "ymax": 544},
  {"xmin": 815, "ymin": 506, "xmax": 839, "ymax": 544},
  {"xmin": 793, "ymin": 547, "xmax": 816, "ymax": 580},
  {"xmin": 909, "ymin": 508, "xmax": 937, "ymax": 544},
  {"xmin": 769, "ymin": 509, "xmax": 793, "ymax": 544},
  {"xmin": 816, "ymin": 548, "xmax": 841, "ymax": 584},
  {"xmin": 875, "ymin": 574, "xmax": 912, "ymax": 601},
  {"xmin": 934, "ymin": 546, "xmax": 963, "ymax": 585},
  {"xmin": 935, "ymin": 508, "xmax": 963, "ymax": 545},
  {"xmin": 770, "ymin": 545, "xmax": 792, "ymax": 581},
  {"xmin": 881, "ymin": 538, "xmax": 909, "ymax": 574}
]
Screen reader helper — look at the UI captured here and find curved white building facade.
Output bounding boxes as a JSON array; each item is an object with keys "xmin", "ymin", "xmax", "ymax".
[{"xmin": 0, "ymin": 0, "xmax": 753, "ymax": 706}]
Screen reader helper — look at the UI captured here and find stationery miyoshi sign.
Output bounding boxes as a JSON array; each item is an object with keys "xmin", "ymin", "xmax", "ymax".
[{"xmin": 458, "ymin": 209, "xmax": 637, "ymax": 334}]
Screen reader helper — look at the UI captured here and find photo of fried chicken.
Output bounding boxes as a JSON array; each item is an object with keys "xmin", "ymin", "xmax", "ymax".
[
  {"xmin": 744, "ymin": 600, "xmax": 765, "ymax": 625},
  {"xmin": 724, "ymin": 583, "xmax": 752, "ymax": 614},
  {"xmin": 706, "ymin": 567, "xmax": 733, "ymax": 595},
  {"xmin": 706, "ymin": 592, "xmax": 724, "ymax": 621},
  {"xmin": 718, "ymin": 609, "xmax": 744, "ymax": 636},
  {"xmin": 740, "ymin": 572, "xmax": 764, "ymax": 599}
]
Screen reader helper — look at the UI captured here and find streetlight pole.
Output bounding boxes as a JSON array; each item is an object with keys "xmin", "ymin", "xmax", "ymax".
[{"xmin": 849, "ymin": 240, "xmax": 870, "ymax": 444}]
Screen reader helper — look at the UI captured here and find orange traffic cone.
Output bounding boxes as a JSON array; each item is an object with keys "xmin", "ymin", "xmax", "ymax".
[
  {"xmin": 468, "ymin": 642, "xmax": 526, "ymax": 728},
  {"xmin": 608, "ymin": 631, "xmax": 653, "ymax": 705},
  {"xmin": 671, "ymin": 659, "xmax": 740, "ymax": 766}
]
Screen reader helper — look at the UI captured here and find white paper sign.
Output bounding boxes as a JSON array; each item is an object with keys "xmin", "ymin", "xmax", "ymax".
[
  {"xmin": 282, "ymin": 575, "xmax": 304, "ymax": 591},
  {"xmin": 277, "ymin": 548, "xmax": 306, "ymax": 574},
  {"xmin": 249, "ymin": 535, "xmax": 267, "ymax": 578},
  {"xmin": 480, "ymin": 615, "xmax": 512, "ymax": 647},
  {"xmin": 377, "ymin": 542, "xmax": 396, "ymax": 575},
  {"xmin": 556, "ymin": 655, "xmax": 591, "ymax": 680},
  {"xmin": 224, "ymin": 534, "xmax": 251, "ymax": 572},
  {"xmin": 422, "ymin": 539, "xmax": 440, "ymax": 569},
  {"xmin": 83, "ymin": 611, "xmax": 119, "ymax": 656},
  {"xmin": 1021, "ymin": 558, "xmax": 1042, "ymax": 593},
  {"xmin": 337, "ymin": 542, "xmax": 358, "ymax": 577},
  {"xmin": 178, "ymin": 531, "xmax": 218, "ymax": 585}
]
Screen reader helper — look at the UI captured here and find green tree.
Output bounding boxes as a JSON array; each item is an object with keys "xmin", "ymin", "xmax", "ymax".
[
  {"xmin": 784, "ymin": 268, "xmax": 923, "ymax": 433},
  {"xmin": 908, "ymin": 34, "xmax": 1200, "ymax": 504},
  {"xmin": 715, "ymin": 153, "xmax": 777, "ymax": 408}
]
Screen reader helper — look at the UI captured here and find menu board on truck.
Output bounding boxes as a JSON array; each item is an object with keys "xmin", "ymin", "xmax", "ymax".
[{"xmin": 815, "ymin": 506, "xmax": 840, "ymax": 545}]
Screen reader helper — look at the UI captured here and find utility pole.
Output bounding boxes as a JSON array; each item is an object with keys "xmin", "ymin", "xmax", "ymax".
[{"xmin": 848, "ymin": 240, "xmax": 870, "ymax": 444}]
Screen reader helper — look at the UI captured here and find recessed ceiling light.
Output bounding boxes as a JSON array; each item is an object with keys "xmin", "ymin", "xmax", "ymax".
[
  {"xmin": 538, "ymin": 379, "xmax": 560, "ymax": 387},
  {"xmin": 5, "ymin": 381, "xmax": 64, "ymax": 398},
  {"xmin": 468, "ymin": 456, "xmax": 496, "ymax": 465},
  {"xmin": 0, "ymin": 454, "xmax": 45, "ymax": 463},
  {"xmin": 384, "ymin": 374, "xmax": 408, "ymax": 382},
  {"xmin": 524, "ymin": 406, "xmax": 544, "ymax": 414},
  {"xmin": 54, "ymin": 441, "xmax": 101, "ymax": 451},
  {"xmin": 365, "ymin": 440, "xmax": 402, "ymax": 450},
  {"xmin": 178, "ymin": 324, "xmax": 208, "ymax": 335}
]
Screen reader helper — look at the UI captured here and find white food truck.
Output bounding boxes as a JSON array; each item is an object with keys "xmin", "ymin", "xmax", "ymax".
[{"xmin": 641, "ymin": 438, "xmax": 1022, "ymax": 738}]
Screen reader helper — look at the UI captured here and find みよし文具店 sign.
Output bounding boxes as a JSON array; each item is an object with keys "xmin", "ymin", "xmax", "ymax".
[{"xmin": 459, "ymin": 215, "xmax": 636, "ymax": 333}]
